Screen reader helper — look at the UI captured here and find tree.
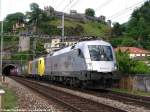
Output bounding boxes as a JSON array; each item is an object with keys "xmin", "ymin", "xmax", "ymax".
[
  {"xmin": 111, "ymin": 37, "xmax": 138, "ymax": 47},
  {"xmin": 26, "ymin": 3, "xmax": 49, "ymax": 33},
  {"xmin": 4, "ymin": 12, "xmax": 25, "ymax": 32},
  {"xmin": 111, "ymin": 22, "xmax": 123, "ymax": 37},
  {"xmin": 85, "ymin": 8, "xmax": 95, "ymax": 17},
  {"xmin": 125, "ymin": 1, "xmax": 150, "ymax": 49},
  {"xmin": 30, "ymin": 3, "xmax": 39, "ymax": 11}
]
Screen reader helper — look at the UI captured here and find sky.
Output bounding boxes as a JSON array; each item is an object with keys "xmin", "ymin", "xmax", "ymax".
[{"xmin": 0, "ymin": 0, "xmax": 147, "ymax": 23}]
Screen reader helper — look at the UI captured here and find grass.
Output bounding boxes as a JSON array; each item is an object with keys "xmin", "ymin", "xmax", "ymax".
[
  {"xmin": 49, "ymin": 18, "xmax": 109, "ymax": 37},
  {"xmin": 111, "ymin": 88, "xmax": 150, "ymax": 96},
  {"xmin": 0, "ymin": 85, "xmax": 17, "ymax": 109}
]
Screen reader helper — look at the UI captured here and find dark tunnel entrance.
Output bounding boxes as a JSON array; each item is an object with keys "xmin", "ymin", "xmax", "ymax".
[{"xmin": 3, "ymin": 65, "xmax": 16, "ymax": 76}]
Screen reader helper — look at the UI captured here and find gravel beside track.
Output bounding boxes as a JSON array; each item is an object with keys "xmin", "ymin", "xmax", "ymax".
[
  {"xmin": 105, "ymin": 90, "xmax": 150, "ymax": 109},
  {"xmin": 70, "ymin": 88, "xmax": 150, "ymax": 109},
  {"xmin": 12, "ymin": 77, "xmax": 126, "ymax": 112},
  {"xmin": 40, "ymin": 83, "xmax": 150, "ymax": 112},
  {"xmin": 11, "ymin": 76, "xmax": 150, "ymax": 112},
  {"xmin": 3, "ymin": 77, "xmax": 69, "ymax": 112}
]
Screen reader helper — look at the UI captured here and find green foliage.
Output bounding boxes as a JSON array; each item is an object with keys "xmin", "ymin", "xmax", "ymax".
[
  {"xmin": 124, "ymin": 1, "xmax": 150, "ymax": 49},
  {"xmin": 65, "ymin": 24, "xmax": 84, "ymax": 36},
  {"xmin": 5, "ymin": 12, "xmax": 25, "ymax": 23},
  {"xmin": 112, "ymin": 22, "xmax": 123, "ymax": 37},
  {"xmin": 112, "ymin": 88, "xmax": 150, "ymax": 96},
  {"xmin": 116, "ymin": 50, "xmax": 150, "ymax": 74},
  {"xmin": 111, "ymin": 37, "xmax": 138, "ymax": 47},
  {"xmin": 116, "ymin": 50, "xmax": 133, "ymax": 74},
  {"xmin": 85, "ymin": 8, "xmax": 95, "ymax": 17},
  {"xmin": 36, "ymin": 41, "xmax": 46, "ymax": 54},
  {"xmin": 11, "ymin": 51, "xmax": 32, "ymax": 61},
  {"xmin": 131, "ymin": 61, "xmax": 150, "ymax": 74},
  {"xmin": 30, "ymin": 3, "xmax": 39, "ymax": 11},
  {"xmin": 1, "ymin": 86, "xmax": 17, "ymax": 109},
  {"xmin": 3, "ymin": 3, "xmax": 108, "ymax": 37},
  {"xmin": 1, "ymin": 36, "xmax": 19, "ymax": 52},
  {"xmin": 3, "ymin": 36, "xmax": 19, "ymax": 42},
  {"xmin": 39, "ymin": 22, "xmax": 61, "ymax": 35},
  {"xmin": 49, "ymin": 18, "xmax": 108, "ymax": 37},
  {"xmin": 111, "ymin": 1, "xmax": 150, "ymax": 49},
  {"xmin": 4, "ymin": 12, "xmax": 25, "ymax": 32},
  {"xmin": 26, "ymin": 3, "xmax": 49, "ymax": 33}
]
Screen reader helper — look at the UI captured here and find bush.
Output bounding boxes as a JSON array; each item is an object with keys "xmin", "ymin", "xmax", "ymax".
[
  {"xmin": 116, "ymin": 50, "xmax": 150, "ymax": 74},
  {"xmin": 131, "ymin": 61, "xmax": 150, "ymax": 74},
  {"xmin": 116, "ymin": 50, "xmax": 133, "ymax": 74}
]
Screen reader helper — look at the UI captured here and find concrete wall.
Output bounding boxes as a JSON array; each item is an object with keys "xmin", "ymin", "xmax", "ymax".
[
  {"xmin": 18, "ymin": 36, "xmax": 30, "ymax": 52},
  {"xmin": 134, "ymin": 75, "xmax": 150, "ymax": 92}
]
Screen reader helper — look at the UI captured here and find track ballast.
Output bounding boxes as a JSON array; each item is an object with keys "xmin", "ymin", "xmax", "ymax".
[{"xmin": 11, "ymin": 76, "xmax": 127, "ymax": 112}]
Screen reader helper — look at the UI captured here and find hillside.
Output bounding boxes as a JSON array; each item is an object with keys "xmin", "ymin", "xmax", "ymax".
[
  {"xmin": 110, "ymin": 1, "xmax": 150, "ymax": 49},
  {"xmin": 40, "ymin": 18, "xmax": 109, "ymax": 38}
]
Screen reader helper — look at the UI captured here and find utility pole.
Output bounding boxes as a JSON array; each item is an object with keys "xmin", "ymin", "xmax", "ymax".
[
  {"xmin": 0, "ymin": 21, "xmax": 3, "ymax": 76},
  {"xmin": 0, "ymin": 0, "xmax": 3, "ymax": 77},
  {"xmin": 62, "ymin": 13, "xmax": 64, "ymax": 42},
  {"xmin": 33, "ymin": 37, "xmax": 37, "ymax": 59},
  {"xmin": 57, "ymin": 12, "xmax": 65, "ymax": 48}
]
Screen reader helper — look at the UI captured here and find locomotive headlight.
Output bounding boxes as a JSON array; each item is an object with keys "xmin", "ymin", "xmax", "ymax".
[
  {"xmin": 114, "ymin": 63, "xmax": 117, "ymax": 70},
  {"xmin": 87, "ymin": 63, "xmax": 93, "ymax": 70}
]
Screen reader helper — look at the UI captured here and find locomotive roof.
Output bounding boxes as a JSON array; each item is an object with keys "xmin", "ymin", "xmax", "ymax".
[
  {"xmin": 77, "ymin": 40, "xmax": 111, "ymax": 46},
  {"xmin": 30, "ymin": 57, "xmax": 45, "ymax": 63},
  {"xmin": 51, "ymin": 40, "xmax": 111, "ymax": 56}
]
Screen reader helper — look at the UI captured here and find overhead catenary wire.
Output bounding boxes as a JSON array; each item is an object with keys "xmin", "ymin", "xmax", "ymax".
[
  {"xmin": 108, "ymin": 0, "xmax": 145, "ymax": 19},
  {"xmin": 111, "ymin": 13, "xmax": 132, "ymax": 22},
  {"xmin": 65, "ymin": 0, "xmax": 80, "ymax": 12},
  {"xmin": 55, "ymin": 0, "xmax": 68, "ymax": 10},
  {"xmin": 95, "ymin": 0, "xmax": 113, "ymax": 12},
  {"xmin": 62, "ymin": 0, "xmax": 75, "ymax": 12},
  {"xmin": 107, "ymin": 0, "xmax": 145, "ymax": 20}
]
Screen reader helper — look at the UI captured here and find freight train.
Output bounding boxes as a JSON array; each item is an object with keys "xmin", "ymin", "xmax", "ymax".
[{"xmin": 14, "ymin": 40, "xmax": 117, "ymax": 88}]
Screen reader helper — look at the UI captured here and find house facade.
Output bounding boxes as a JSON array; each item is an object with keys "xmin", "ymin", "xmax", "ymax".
[
  {"xmin": 115, "ymin": 47, "xmax": 150, "ymax": 59},
  {"xmin": 44, "ymin": 36, "xmax": 79, "ymax": 53}
]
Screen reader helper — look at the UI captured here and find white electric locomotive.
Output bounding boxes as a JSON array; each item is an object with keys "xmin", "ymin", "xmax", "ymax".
[{"xmin": 45, "ymin": 40, "xmax": 117, "ymax": 88}]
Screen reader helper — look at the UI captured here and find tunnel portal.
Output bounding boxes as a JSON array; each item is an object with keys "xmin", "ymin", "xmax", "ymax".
[{"xmin": 3, "ymin": 65, "xmax": 17, "ymax": 76}]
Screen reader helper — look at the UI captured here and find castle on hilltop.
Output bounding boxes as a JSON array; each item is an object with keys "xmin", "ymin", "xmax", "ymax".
[{"xmin": 43, "ymin": 6, "xmax": 111, "ymax": 27}]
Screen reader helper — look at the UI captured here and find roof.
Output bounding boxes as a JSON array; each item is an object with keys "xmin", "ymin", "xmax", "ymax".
[
  {"xmin": 115, "ymin": 47, "xmax": 150, "ymax": 54},
  {"xmin": 51, "ymin": 40, "xmax": 111, "ymax": 56}
]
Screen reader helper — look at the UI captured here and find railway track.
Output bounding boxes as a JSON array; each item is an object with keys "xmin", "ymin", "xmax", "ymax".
[
  {"xmin": 106, "ymin": 90, "xmax": 150, "ymax": 108},
  {"xmin": 11, "ymin": 76, "xmax": 126, "ymax": 112},
  {"xmin": 78, "ymin": 89, "xmax": 150, "ymax": 109},
  {"xmin": 45, "ymin": 80, "xmax": 150, "ymax": 109},
  {"xmin": 40, "ymin": 79, "xmax": 150, "ymax": 109}
]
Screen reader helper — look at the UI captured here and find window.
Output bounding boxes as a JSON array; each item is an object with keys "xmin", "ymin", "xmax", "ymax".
[
  {"xmin": 78, "ymin": 49, "xmax": 84, "ymax": 58},
  {"xmin": 88, "ymin": 45, "xmax": 113, "ymax": 61}
]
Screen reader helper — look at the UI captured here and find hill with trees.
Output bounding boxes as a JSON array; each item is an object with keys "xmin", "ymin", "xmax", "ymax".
[
  {"xmin": 111, "ymin": 1, "xmax": 150, "ymax": 74},
  {"xmin": 111, "ymin": 1, "xmax": 150, "ymax": 50},
  {"xmin": 3, "ymin": 3, "xmax": 109, "ymax": 38}
]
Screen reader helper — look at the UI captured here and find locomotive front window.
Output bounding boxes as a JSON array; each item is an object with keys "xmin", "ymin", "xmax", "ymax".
[{"xmin": 88, "ymin": 45, "xmax": 113, "ymax": 61}]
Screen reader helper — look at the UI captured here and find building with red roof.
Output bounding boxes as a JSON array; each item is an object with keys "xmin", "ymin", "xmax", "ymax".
[{"xmin": 115, "ymin": 47, "xmax": 150, "ymax": 59}]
